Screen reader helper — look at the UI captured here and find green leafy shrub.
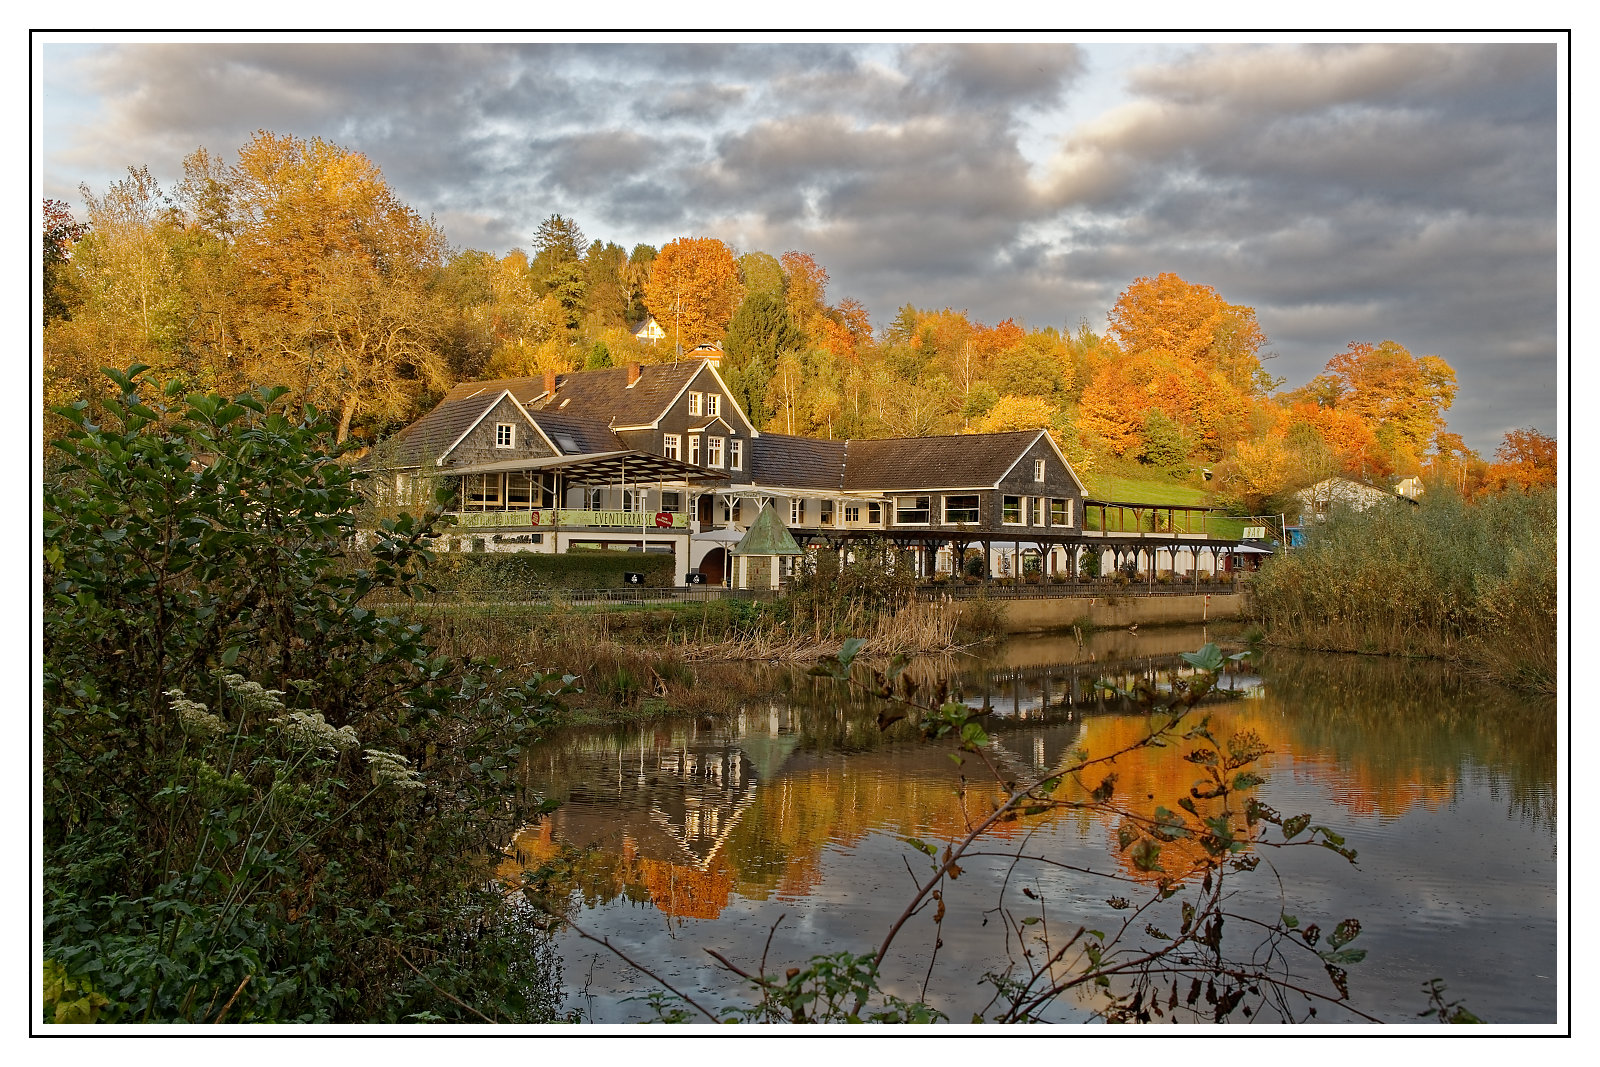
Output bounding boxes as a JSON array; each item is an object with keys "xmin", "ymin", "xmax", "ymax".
[
  {"xmin": 43, "ymin": 367, "xmax": 569, "ymax": 1022},
  {"xmin": 427, "ymin": 548, "xmax": 675, "ymax": 594}
]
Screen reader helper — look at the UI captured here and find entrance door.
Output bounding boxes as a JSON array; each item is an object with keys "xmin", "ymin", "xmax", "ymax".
[
  {"xmin": 698, "ymin": 495, "xmax": 714, "ymax": 526},
  {"xmin": 699, "ymin": 548, "xmax": 727, "ymax": 586}
]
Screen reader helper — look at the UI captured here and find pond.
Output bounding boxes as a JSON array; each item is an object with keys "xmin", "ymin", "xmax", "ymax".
[{"xmin": 504, "ymin": 625, "xmax": 1557, "ymax": 1025}]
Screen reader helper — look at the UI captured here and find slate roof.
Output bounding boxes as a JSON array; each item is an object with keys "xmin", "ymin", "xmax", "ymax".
[
  {"xmin": 842, "ymin": 431, "xmax": 1044, "ymax": 491},
  {"xmin": 375, "ymin": 387, "xmax": 527, "ymax": 467},
  {"xmin": 527, "ymin": 411, "xmax": 628, "ymax": 455},
  {"xmin": 533, "ymin": 362, "xmax": 702, "ymax": 427},
  {"xmin": 750, "ymin": 432, "xmax": 847, "ymax": 490}
]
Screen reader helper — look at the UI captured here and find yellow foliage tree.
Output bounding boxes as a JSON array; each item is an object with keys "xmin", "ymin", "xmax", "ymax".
[
  {"xmin": 643, "ymin": 237, "xmax": 743, "ymax": 351},
  {"xmin": 968, "ymin": 394, "xmax": 1058, "ymax": 434}
]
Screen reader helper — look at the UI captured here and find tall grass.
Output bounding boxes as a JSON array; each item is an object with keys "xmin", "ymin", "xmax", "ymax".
[{"xmin": 1247, "ymin": 488, "xmax": 1555, "ymax": 692}]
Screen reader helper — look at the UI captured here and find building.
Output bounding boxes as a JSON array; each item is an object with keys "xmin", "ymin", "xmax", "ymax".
[{"xmin": 367, "ymin": 358, "xmax": 1246, "ymax": 586}]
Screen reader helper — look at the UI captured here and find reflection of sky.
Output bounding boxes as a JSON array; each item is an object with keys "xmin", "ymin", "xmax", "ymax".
[{"xmin": 532, "ymin": 638, "xmax": 1556, "ymax": 1025}]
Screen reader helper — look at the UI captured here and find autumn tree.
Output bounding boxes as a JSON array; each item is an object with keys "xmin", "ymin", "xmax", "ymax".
[
  {"xmin": 581, "ymin": 239, "xmax": 629, "ymax": 335},
  {"xmin": 968, "ymin": 395, "xmax": 1056, "ymax": 434},
  {"xmin": 643, "ymin": 237, "xmax": 743, "ymax": 351},
  {"xmin": 1484, "ymin": 427, "xmax": 1556, "ymax": 492},
  {"xmin": 1304, "ymin": 341, "xmax": 1458, "ymax": 476},
  {"xmin": 737, "ymin": 251, "xmax": 786, "ymax": 303},
  {"xmin": 624, "ymin": 244, "xmax": 658, "ymax": 324},
  {"xmin": 42, "ymin": 199, "xmax": 87, "ymax": 325},
  {"xmin": 781, "ymin": 250, "xmax": 829, "ymax": 337},
  {"xmin": 225, "ymin": 131, "xmax": 448, "ymax": 441},
  {"xmin": 1107, "ymin": 273, "xmax": 1275, "ymax": 396}
]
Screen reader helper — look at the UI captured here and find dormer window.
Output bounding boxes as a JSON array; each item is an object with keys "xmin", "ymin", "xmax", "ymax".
[
  {"xmin": 1034, "ymin": 458, "xmax": 1046, "ymax": 482},
  {"xmin": 707, "ymin": 393, "xmax": 721, "ymax": 417},
  {"xmin": 495, "ymin": 423, "xmax": 515, "ymax": 448},
  {"xmin": 688, "ymin": 392, "xmax": 703, "ymax": 416}
]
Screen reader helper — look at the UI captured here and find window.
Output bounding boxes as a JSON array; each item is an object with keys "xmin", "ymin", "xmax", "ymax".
[
  {"xmin": 495, "ymin": 423, "xmax": 515, "ymax": 448},
  {"xmin": 707, "ymin": 436, "xmax": 725, "ymax": 468},
  {"xmin": 729, "ymin": 438, "xmax": 742, "ymax": 469},
  {"xmin": 1003, "ymin": 495, "xmax": 1024, "ymax": 524},
  {"xmin": 722, "ymin": 499, "xmax": 743, "ymax": 523},
  {"xmin": 943, "ymin": 494, "xmax": 980, "ymax": 524},
  {"xmin": 895, "ymin": 496, "xmax": 931, "ymax": 524},
  {"xmin": 1050, "ymin": 498, "xmax": 1069, "ymax": 526},
  {"xmin": 688, "ymin": 435, "xmax": 700, "ymax": 465},
  {"xmin": 466, "ymin": 473, "xmax": 503, "ymax": 507},
  {"xmin": 844, "ymin": 505, "xmax": 860, "ymax": 523},
  {"xmin": 707, "ymin": 393, "xmax": 721, "ymax": 417},
  {"xmin": 586, "ymin": 488, "xmax": 604, "ymax": 510},
  {"xmin": 622, "ymin": 489, "xmax": 638, "ymax": 513},
  {"xmin": 1034, "ymin": 458, "xmax": 1046, "ymax": 482},
  {"xmin": 688, "ymin": 391, "xmax": 703, "ymax": 416},
  {"xmin": 662, "ymin": 433, "xmax": 680, "ymax": 460},
  {"xmin": 867, "ymin": 502, "xmax": 882, "ymax": 524},
  {"xmin": 507, "ymin": 472, "xmax": 535, "ymax": 507},
  {"xmin": 1031, "ymin": 498, "xmax": 1044, "ymax": 526},
  {"xmin": 661, "ymin": 491, "xmax": 683, "ymax": 513},
  {"xmin": 819, "ymin": 499, "xmax": 834, "ymax": 526},
  {"xmin": 790, "ymin": 499, "xmax": 803, "ymax": 525}
]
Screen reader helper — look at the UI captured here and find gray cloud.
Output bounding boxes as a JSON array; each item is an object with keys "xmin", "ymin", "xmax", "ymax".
[{"xmin": 43, "ymin": 39, "xmax": 1557, "ymax": 451}]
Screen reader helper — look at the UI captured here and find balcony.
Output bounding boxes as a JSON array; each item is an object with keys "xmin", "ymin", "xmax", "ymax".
[{"xmin": 452, "ymin": 508, "xmax": 690, "ymax": 531}]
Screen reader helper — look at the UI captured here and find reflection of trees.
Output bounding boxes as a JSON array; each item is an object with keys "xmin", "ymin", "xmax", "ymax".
[
  {"xmin": 505, "ymin": 646, "xmax": 1552, "ymax": 920},
  {"xmin": 1256, "ymin": 650, "xmax": 1555, "ymax": 832}
]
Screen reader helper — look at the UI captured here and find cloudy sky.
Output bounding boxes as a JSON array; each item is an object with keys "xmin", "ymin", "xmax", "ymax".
[{"xmin": 39, "ymin": 36, "xmax": 1561, "ymax": 453}]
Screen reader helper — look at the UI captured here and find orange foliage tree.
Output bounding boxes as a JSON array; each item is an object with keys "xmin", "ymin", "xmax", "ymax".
[
  {"xmin": 643, "ymin": 237, "xmax": 743, "ymax": 351},
  {"xmin": 1312, "ymin": 341, "xmax": 1458, "ymax": 473},
  {"xmin": 1484, "ymin": 427, "xmax": 1556, "ymax": 492}
]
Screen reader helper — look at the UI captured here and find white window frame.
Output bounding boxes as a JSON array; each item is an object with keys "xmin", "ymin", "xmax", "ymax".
[
  {"xmin": 867, "ymin": 502, "xmax": 882, "ymax": 525},
  {"xmin": 688, "ymin": 391, "xmax": 703, "ymax": 416},
  {"xmin": 1050, "ymin": 498, "xmax": 1069, "ymax": 527},
  {"xmin": 1034, "ymin": 458, "xmax": 1046, "ymax": 482},
  {"xmin": 844, "ymin": 504, "xmax": 861, "ymax": 524},
  {"xmin": 707, "ymin": 436, "xmax": 725, "ymax": 468},
  {"xmin": 586, "ymin": 488, "xmax": 604, "ymax": 510},
  {"xmin": 1031, "ymin": 498, "xmax": 1044, "ymax": 526},
  {"xmin": 660, "ymin": 491, "xmax": 683, "ymax": 513},
  {"xmin": 688, "ymin": 435, "xmax": 700, "ymax": 465},
  {"xmin": 819, "ymin": 499, "xmax": 834, "ymax": 526},
  {"xmin": 943, "ymin": 494, "xmax": 980, "ymax": 524},
  {"xmin": 790, "ymin": 499, "xmax": 803, "ymax": 524},
  {"xmin": 707, "ymin": 393, "xmax": 721, "ymax": 417},
  {"xmin": 729, "ymin": 438, "xmax": 742, "ymax": 470},
  {"xmin": 1003, "ymin": 495, "xmax": 1025, "ymax": 525},
  {"xmin": 895, "ymin": 496, "xmax": 932, "ymax": 525},
  {"xmin": 495, "ymin": 422, "xmax": 515, "ymax": 448},
  {"xmin": 662, "ymin": 433, "xmax": 680, "ymax": 460}
]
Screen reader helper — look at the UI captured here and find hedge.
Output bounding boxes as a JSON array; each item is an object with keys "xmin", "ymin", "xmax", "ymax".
[{"xmin": 427, "ymin": 549, "xmax": 677, "ymax": 592}]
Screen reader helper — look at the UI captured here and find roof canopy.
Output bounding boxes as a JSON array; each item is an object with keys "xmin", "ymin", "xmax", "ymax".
[
  {"xmin": 443, "ymin": 450, "xmax": 729, "ymax": 486},
  {"xmin": 732, "ymin": 503, "xmax": 804, "ymax": 556}
]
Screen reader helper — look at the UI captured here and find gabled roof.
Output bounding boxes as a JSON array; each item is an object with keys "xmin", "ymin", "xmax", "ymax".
[
  {"xmin": 842, "ymin": 431, "xmax": 1053, "ymax": 492},
  {"xmin": 377, "ymin": 386, "xmax": 548, "ymax": 468},
  {"xmin": 532, "ymin": 362, "xmax": 702, "ymax": 427}
]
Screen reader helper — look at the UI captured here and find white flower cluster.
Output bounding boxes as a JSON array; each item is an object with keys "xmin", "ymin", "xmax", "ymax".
[
  {"xmin": 364, "ymin": 749, "xmax": 425, "ymax": 792},
  {"xmin": 270, "ymin": 710, "xmax": 360, "ymax": 753},
  {"xmin": 220, "ymin": 673, "xmax": 287, "ymax": 715},
  {"xmin": 166, "ymin": 688, "xmax": 227, "ymax": 739}
]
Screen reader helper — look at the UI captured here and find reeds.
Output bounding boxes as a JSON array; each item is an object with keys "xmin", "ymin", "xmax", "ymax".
[{"xmin": 1248, "ymin": 487, "xmax": 1555, "ymax": 692}]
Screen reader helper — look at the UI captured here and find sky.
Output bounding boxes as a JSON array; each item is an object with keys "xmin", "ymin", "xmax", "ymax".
[{"xmin": 38, "ymin": 34, "xmax": 1563, "ymax": 455}]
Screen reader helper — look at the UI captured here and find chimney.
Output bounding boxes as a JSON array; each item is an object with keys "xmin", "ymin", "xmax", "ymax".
[
  {"xmin": 627, "ymin": 363, "xmax": 641, "ymax": 386},
  {"xmin": 542, "ymin": 369, "xmax": 556, "ymax": 395}
]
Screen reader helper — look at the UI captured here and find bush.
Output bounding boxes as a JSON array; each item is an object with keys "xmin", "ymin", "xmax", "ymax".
[
  {"xmin": 428, "ymin": 547, "xmax": 675, "ymax": 594},
  {"xmin": 43, "ymin": 368, "xmax": 568, "ymax": 1022}
]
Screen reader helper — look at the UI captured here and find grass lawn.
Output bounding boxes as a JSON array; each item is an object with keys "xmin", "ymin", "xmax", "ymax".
[{"xmin": 1079, "ymin": 469, "xmax": 1253, "ymax": 539}]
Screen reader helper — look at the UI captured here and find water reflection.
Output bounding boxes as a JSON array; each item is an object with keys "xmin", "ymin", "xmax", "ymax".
[{"xmin": 508, "ymin": 626, "xmax": 1555, "ymax": 1023}]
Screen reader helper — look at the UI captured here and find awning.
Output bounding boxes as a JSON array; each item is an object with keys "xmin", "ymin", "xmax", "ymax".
[
  {"xmin": 442, "ymin": 450, "xmax": 729, "ymax": 485},
  {"xmin": 1232, "ymin": 544, "xmax": 1275, "ymax": 554}
]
